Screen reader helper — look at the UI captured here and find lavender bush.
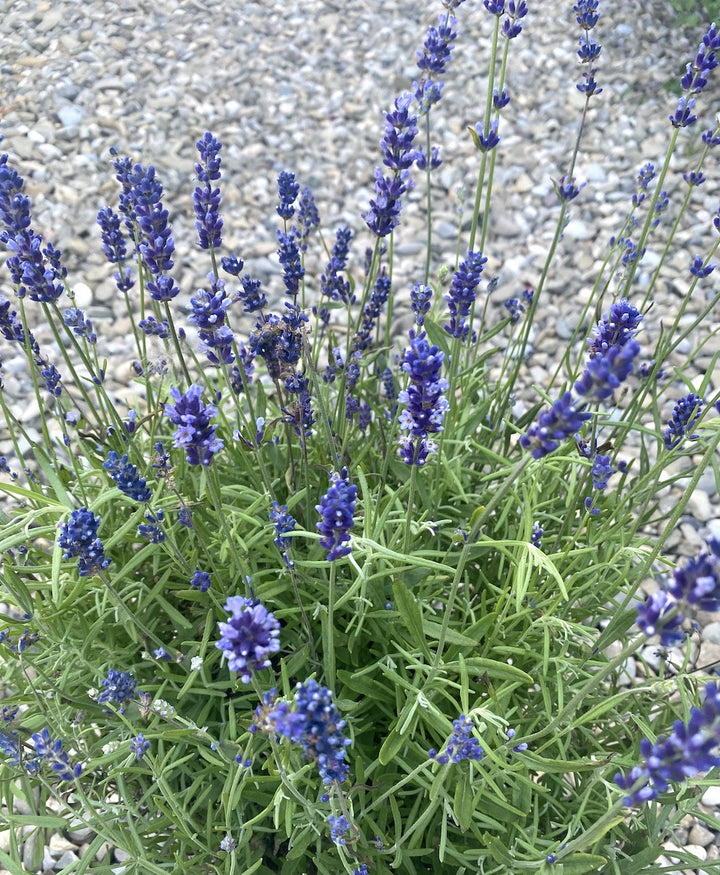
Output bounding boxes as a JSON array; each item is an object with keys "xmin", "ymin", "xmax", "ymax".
[{"xmin": 1, "ymin": 2, "xmax": 720, "ymax": 873}]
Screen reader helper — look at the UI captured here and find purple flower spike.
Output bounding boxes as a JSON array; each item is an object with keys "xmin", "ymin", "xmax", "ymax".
[
  {"xmin": 445, "ymin": 250, "xmax": 487, "ymax": 340},
  {"xmin": 574, "ymin": 339, "xmax": 640, "ymax": 402},
  {"xmin": 520, "ymin": 392, "xmax": 592, "ymax": 459},
  {"xmin": 635, "ymin": 590, "xmax": 685, "ymax": 646},
  {"xmin": 316, "ymin": 468, "xmax": 357, "ymax": 561},
  {"xmin": 398, "ymin": 330, "xmax": 449, "ymax": 466},
  {"xmin": 57, "ymin": 507, "xmax": 111, "ymax": 577},
  {"xmin": 664, "ymin": 393, "xmax": 704, "ymax": 450},
  {"xmin": 668, "ymin": 541, "xmax": 720, "ymax": 611},
  {"xmin": 97, "ymin": 669, "xmax": 137, "ymax": 709},
  {"xmin": 216, "ymin": 596, "xmax": 281, "ymax": 683},
  {"xmin": 270, "ymin": 679, "xmax": 351, "ymax": 784},
  {"xmin": 193, "ymin": 131, "xmax": 223, "ymax": 250},
  {"xmin": 165, "ymin": 384, "xmax": 224, "ymax": 466},
  {"xmin": 615, "ymin": 682, "xmax": 720, "ymax": 806},
  {"xmin": 31, "ymin": 728, "xmax": 82, "ymax": 781},
  {"xmin": 430, "ymin": 714, "xmax": 484, "ymax": 764},
  {"xmin": 277, "ymin": 171, "xmax": 300, "ymax": 221}
]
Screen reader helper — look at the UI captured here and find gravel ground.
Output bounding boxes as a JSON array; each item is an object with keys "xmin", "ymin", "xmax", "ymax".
[{"xmin": 1, "ymin": 0, "xmax": 720, "ymax": 871}]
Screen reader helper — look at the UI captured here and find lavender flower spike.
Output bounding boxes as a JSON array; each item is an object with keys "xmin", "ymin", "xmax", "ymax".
[
  {"xmin": 664, "ymin": 393, "xmax": 704, "ymax": 450},
  {"xmin": 193, "ymin": 131, "xmax": 223, "ymax": 251},
  {"xmin": 57, "ymin": 507, "xmax": 111, "ymax": 577},
  {"xmin": 316, "ymin": 468, "xmax": 357, "ymax": 561},
  {"xmin": 164, "ymin": 384, "xmax": 224, "ymax": 466},
  {"xmin": 520, "ymin": 392, "xmax": 592, "ymax": 459},
  {"xmin": 31, "ymin": 728, "xmax": 82, "ymax": 781},
  {"xmin": 270, "ymin": 679, "xmax": 351, "ymax": 784},
  {"xmin": 216, "ymin": 596, "xmax": 281, "ymax": 683},
  {"xmin": 615, "ymin": 682, "xmax": 720, "ymax": 806},
  {"xmin": 398, "ymin": 330, "xmax": 449, "ymax": 466}
]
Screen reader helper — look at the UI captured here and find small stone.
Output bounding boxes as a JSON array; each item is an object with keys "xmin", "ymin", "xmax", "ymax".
[
  {"xmin": 686, "ymin": 489, "xmax": 714, "ymax": 522},
  {"xmin": 702, "ymin": 622, "xmax": 720, "ymax": 646},
  {"xmin": 71, "ymin": 282, "xmax": 93, "ymax": 309},
  {"xmin": 57, "ymin": 105, "xmax": 86, "ymax": 128},
  {"xmin": 689, "ymin": 823, "xmax": 716, "ymax": 847},
  {"xmin": 52, "ymin": 850, "xmax": 79, "ymax": 869},
  {"xmin": 702, "ymin": 785, "xmax": 720, "ymax": 808}
]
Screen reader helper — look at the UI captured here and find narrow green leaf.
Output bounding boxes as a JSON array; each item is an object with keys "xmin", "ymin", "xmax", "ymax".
[
  {"xmin": 463, "ymin": 657, "xmax": 533, "ymax": 684},
  {"xmin": 557, "ymin": 853, "xmax": 607, "ymax": 874},
  {"xmin": 392, "ymin": 579, "xmax": 430, "ymax": 656}
]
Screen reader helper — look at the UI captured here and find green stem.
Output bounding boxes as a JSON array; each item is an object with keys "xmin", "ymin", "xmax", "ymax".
[{"xmin": 324, "ymin": 561, "xmax": 337, "ymax": 687}]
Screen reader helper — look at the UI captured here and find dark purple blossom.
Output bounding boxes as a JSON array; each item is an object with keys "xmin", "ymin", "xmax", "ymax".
[
  {"xmin": 328, "ymin": 815, "xmax": 351, "ymax": 846},
  {"xmin": 187, "ymin": 279, "xmax": 235, "ymax": 365},
  {"xmin": 502, "ymin": 1, "xmax": 528, "ymax": 39},
  {"xmin": 429, "ymin": 715, "xmax": 484, "ymax": 764},
  {"xmin": 316, "ymin": 468, "xmax": 357, "ymax": 561},
  {"xmin": 354, "ymin": 272, "xmax": 391, "ymax": 351},
  {"xmin": 191, "ymin": 570, "xmax": 211, "ymax": 592},
  {"xmin": 130, "ymin": 734, "xmax": 149, "ymax": 760},
  {"xmin": 238, "ymin": 275, "xmax": 267, "ymax": 313},
  {"xmin": 664, "ymin": 393, "xmax": 704, "ymax": 450},
  {"xmin": 114, "ymin": 160, "xmax": 177, "ymax": 301},
  {"xmin": 520, "ymin": 392, "xmax": 592, "ymax": 459},
  {"xmin": 63, "ymin": 308, "xmax": 96, "ymax": 344},
  {"xmin": 417, "ymin": 14, "xmax": 457, "ymax": 76},
  {"xmin": 57, "ymin": 507, "xmax": 110, "ymax": 577},
  {"xmin": 411, "ymin": 283, "xmax": 433, "ymax": 326},
  {"xmin": 632, "ymin": 163, "xmax": 655, "ymax": 206},
  {"xmin": 690, "ymin": 255, "xmax": 714, "ymax": 278},
  {"xmin": 249, "ymin": 303, "xmax": 307, "ymax": 380},
  {"xmin": 635, "ymin": 590, "xmax": 685, "ymax": 646},
  {"xmin": 615, "ymin": 682, "xmax": 720, "ymax": 805},
  {"xmin": 364, "ymin": 168, "xmax": 413, "ymax": 238},
  {"xmin": 504, "ymin": 297, "xmax": 525, "ymax": 324},
  {"xmin": 96, "ymin": 206, "xmax": 129, "ymax": 269},
  {"xmin": 398, "ymin": 330, "xmax": 449, "ymax": 466},
  {"xmin": 471, "ymin": 120, "xmax": 500, "ymax": 152},
  {"xmin": 445, "ymin": 250, "xmax": 487, "ymax": 340},
  {"xmin": 138, "ymin": 316, "xmax": 169, "ymax": 338},
  {"xmin": 554, "ymin": 175, "xmax": 585, "ymax": 202},
  {"xmin": 269, "ymin": 679, "xmax": 351, "ymax": 784},
  {"xmin": 270, "ymin": 502, "xmax": 296, "ymax": 568},
  {"xmin": 684, "ymin": 170, "xmax": 706, "ymax": 186},
  {"xmin": 97, "ymin": 669, "xmax": 137, "ymax": 709},
  {"xmin": 103, "ymin": 451, "xmax": 151, "ymax": 502},
  {"xmin": 31, "ymin": 728, "xmax": 82, "ymax": 781},
  {"xmin": 137, "ymin": 509, "xmax": 165, "ymax": 543},
  {"xmin": 380, "ymin": 93, "xmax": 418, "ymax": 171},
  {"xmin": 414, "ymin": 80, "xmax": 444, "ymax": 115},
  {"xmin": 0, "ymin": 155, "xmax": 66, "ymax": 303},
  {"xmin": 574, "ymin": 338, "xmax": 641, "ymax": 402},
  {"xmin": 193, "ymin": 131, "xmax": 223, "ymax": 250},
  {"xmin": 670, "ymin": 96, "xmax": 697, "ymax": 128},
  {"xmin": 531, "ymin": 522, "xmax": 543, "ymax": 549},
  {"xmin": 277, "ymin": 228, "xmax": 305, "ymax": 299},
  {"xmin": 297, "ymin": 187, "xmax": 320, "ymax": 249},
  {"xmin": 164, "ymin": 384, "xmax": 224, "ymax": 466},
  {"xmin": 493, "ymin": 87, "xmax": 511, "ymax": 109},
  {"xmin": 363, "ymin": 94, "xmax": 419, "ymax": 237},
  {"xmin": 679, "ymin": 22, "xmax": 720, "ymax": 95},
  {"xmin": 587, "ymin": 299, "xmax": 643, "ymax": 358},
  {"xmin": 276, "ymin": 171, "xmax": 300, "ymax": 221},
  {"xmin": 221, "ymin": 253, "xmax": 244, "ymax": 276},
  {"xmin": 667, "ymin": 540, "xmax": 720, "ymax": 611},
  {"xmin": 216, "ymin": 596, "xmax": 281, "ymax": 683},
  {"xmin": 283, "ymin": 371, "xmax": 314, "ymax": 439},
  {"xmin": 320, "ymin": 227, "xmax": 353, "ymax": 303}
]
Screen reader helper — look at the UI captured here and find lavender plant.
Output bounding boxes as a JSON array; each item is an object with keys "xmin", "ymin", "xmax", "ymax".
[{"xmin": 2, "ymin": 3, "xmax": 720, "ymax": 874}]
